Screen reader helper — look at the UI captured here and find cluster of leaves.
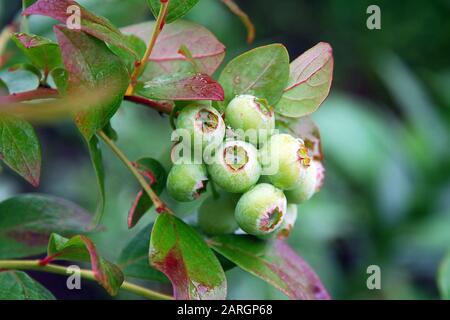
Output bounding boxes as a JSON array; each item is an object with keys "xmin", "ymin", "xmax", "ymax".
[{"xmin": 0, "ymin": 0, "xmax": 333, "ymax": 300}]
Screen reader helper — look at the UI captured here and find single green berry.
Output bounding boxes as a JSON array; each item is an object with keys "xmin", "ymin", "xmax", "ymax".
[
  {"xmin": 235, "ymin": 183, "xmax": 286, "ymax": 236},
  {"xmin": 176, "ymin": 104, "xmax": 225, "ymax": 149},
  {"xmin": 285, "ymin": 160, "xmax": 324, "ymax": 204},
  {"xmin": 277, "ymin": 204, "xmax": 298, "ymax": 238},
  {"xmin": 225, "ymin": 95, "xmax": 275, "ymax": 145},
  {"xmin": 198, "ymin": 193, "xmax": 239, "ymax": 235},
  {"xmin": 259, "ymin": 133, "xmax": 311, "ymax": 190},
  {"xmin": 207, "ymin": 140, "xmax": 261, "ymax": 193},
  {"xmin": 166, "ymin": 164, "xmax": 208, "ymax": 202}
]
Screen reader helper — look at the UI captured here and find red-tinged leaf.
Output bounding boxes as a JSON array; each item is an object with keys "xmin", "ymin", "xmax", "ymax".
[
  {"xmin": 118, "ymin": 224, "xmax": 169, "ymax": 282},
  {"xmin": 128, "ymin": 158, "xmax": 167, "ymax": 229},
  {"xmin": 136, "ymin": 73, "xmax": 224, "ymax": 101},
  {"xmin": 0, "ymin": 194, "xmax": 92, "ymax": 259},
  {"xmin": 0, "ymin": 116, "xmax": 41, "ymax": 186},
  {"xmin": 276, "ymin": 42, "xmax": 334, "ymax": 118},
  {"xmin": 44, "ymin": 233, "xmax": 124, "ymax": 296},
  {"xmin": 210, "ymin": 235, "xmax": 330, "ymax": 300},
  {"xmin": 150, "ymin": 213, "xmax": 227, "ymax": 300},
  {"xmin": 54, "ymin": 25, "xmax": 129, "ymax": 141},
  {"xmin": 128, "ymin": 191, "xmax": 152, "ymax": 229},
  {"xmin": 23, "ymin": 0, "xmax": 138, "ymax": 57},
  {"xmin": 279, "ymin": 116, "xmax": 323, "ymax": 161},
  {"xmin": 121, "ymin": 20, "xmax": 225, "ymax": 78},
  {"xmin": 11, "ymin": 33, "xmax": 62, "ymax": 75}
]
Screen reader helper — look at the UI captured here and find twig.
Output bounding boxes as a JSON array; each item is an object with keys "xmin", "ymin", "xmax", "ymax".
[
  {"xmin": 0, "ymin": 259, "xmax": 172, "ymax": 300},
  {"xmin": 0, "ymin": 88, "xmax": 59, "ymax": 105},
  {"xmin": 98, "ymin": 130, "xmax": 174, "ymax": 215},
  {"xmin": 124, "ymin": 95, "xmax": 173, "ymax": 114},
  {"xmin": 126, "ymin": 0, "xmax": 170, "ymax": 95},
  {"xmin": 221, "ymin": 0, "xmax": 256, "ymax": 44}
]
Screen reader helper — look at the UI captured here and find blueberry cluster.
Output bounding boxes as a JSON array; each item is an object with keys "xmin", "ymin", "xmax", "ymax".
[{"xmin": 167, "ymin": 94, "xmax": 324, "ymax": 238}]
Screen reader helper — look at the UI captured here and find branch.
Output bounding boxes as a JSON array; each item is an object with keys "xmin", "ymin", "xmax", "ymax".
[
  {"xmin": 0, "ymin": 259, "xmax": 172, "ymax": 300},
  {"xmin": 222, "ymin": 0, "xmax": 255, "ymax": 44},
  {"xmin": 126, "ymin": 0, "xmax": 170, "ymax": 95},
  {"xmin": 98, "ymin": 130, "xmax": 174, "ymax": 215},
  {"xmin": 0, "ymin": 88, "xmax": 59, "ymax": 105},
  {"xmin": 124, "ymin": 95, "xmax": 173, "ymax": 114}
]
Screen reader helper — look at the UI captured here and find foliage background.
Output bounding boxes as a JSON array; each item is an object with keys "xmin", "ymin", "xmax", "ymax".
[{"xmin": 0, "ymin": 0, "xmax": 449, "ymax": 299}]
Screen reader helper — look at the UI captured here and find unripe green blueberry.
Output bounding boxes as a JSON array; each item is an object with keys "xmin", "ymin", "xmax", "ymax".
[
  {"xmin": 207, "ymin": 140, "xmax": 261, "ymax": 193},
  {"xmin": 235, "ymin": 183, "xmax": 286, "ymax": 236},
  {"xmin": 285, "ymin": 160, "xmax": 324, "ymax": 204},
  {"xmin": 176, "ymin": 104, "xmax": 225, "ymax": 149},
  {"xmin": 198, "ymin": 193, "xmax": 239, "ymax": 235},
  {"xmin": 277, "ymin": 204, "xmax": 298, "ymax": 238},
  {"xmin": 167, "ymin": 164, "xmax": 208, "ymax": 202},
  {"xmin": 259, "ymin": 133, "xmax": 311, "ymax": 190},
  {"xmin": 225, "ymin": 95, "xmax": 275, "ymax": 145}
]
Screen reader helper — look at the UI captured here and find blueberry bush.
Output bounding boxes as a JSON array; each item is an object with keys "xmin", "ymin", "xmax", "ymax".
[{"xmin": 0, "ymin": 0, "xmax": 334, "ymax": 300}]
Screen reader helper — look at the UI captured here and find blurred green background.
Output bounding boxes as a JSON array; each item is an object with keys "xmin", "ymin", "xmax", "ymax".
[{"xmin": 0, "ymin": 0, "xmax": 449, "ymax": 299}]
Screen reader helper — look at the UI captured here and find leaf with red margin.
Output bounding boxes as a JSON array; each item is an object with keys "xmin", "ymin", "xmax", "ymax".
[
  {"xmin": 128, "ymin": 158, "xmax": 167, "ymax": 229},
  {"xmin": 118, "ymin": 223, "xmax": 169, "ymax": 282},
  {"xmin": 121, "ymin": 20, "xmax": 225, "ymax": 78},
  {"xmin": 54, "ymin": 25, "xmax": 129, "ymax": 141},
  {"xmin": 11, "ymin": 33, "xmax": 62, "ymax": 75},
  {"xmin": 136, "ymin": 73, "xmax": 224, "ymax": 101},
  {"xmin": 275, "ymin": 42, "xmax": 334, "ymax": 118},
  {"xmin": 150, "ymin": 213, "xmax": 227, "ymax": 300},
  {"xmin": 209, "ymin": 235, "xmax": 330, "ymax": 300},
  {"xmin": 0, "ymin": 194, "xmax": 92, "ymax": 259},
  {"xmin": 23, "ymin": 0, "xmax": 138, "ymax": 57},
  {"xmin": 43, "ymin": 233, "xmax": 124, "ymax": 296},
  {"xmin": 279, "ymin": 116, "xmax": 323, "ymax": 161},
  {"xmin": 0, "ymin": 116, "xmax": 41, "ymax": 187}
]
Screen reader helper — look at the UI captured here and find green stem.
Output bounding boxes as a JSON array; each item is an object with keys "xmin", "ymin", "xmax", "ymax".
[
  {"xmin": 97, "ymin": 130, "xmax": 173, "ymax": 214},
  {"xmin": 0, "ymin": 260, "xmax": 172, "ymax": 300},
  {"xmin": 126, "ymin": 0, "xmax": 170, "ymax": 95}
]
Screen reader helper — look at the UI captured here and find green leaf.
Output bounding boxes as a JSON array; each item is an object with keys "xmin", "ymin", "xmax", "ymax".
[
  {"xmin": 275, "ymin": 42, "xmax": 333, "ymax": 117},
  {"xmin": 22, "ymin": 0, "xmax": 37, "ymax": 8},
  {"xmin": 439, "ymin": 252, "xmax": 450, "ymax": 299},
  {"xmin": 24, "ymin": 0, "xmax": 139, "ymax": 58},
  {"xmin": 218, "ymin": 44, "xmax": 290, "ymax": 109},
  {"xmin": 118, "ymin": 224, "xmax": 169, "ymax": 282},
  {"xmin": 11, "ymin": 33, "xmax": 62, "ymax": 76},
  {"xmin": 0, "ymin": 70, "xmax": 39, "ymax": 94},
  {"xmin": 0, "ymin": 116, "xmax": 41, "ymax": 186},
  {"xmin": 128, "ymin": 158, "xmax": 167, "ymax": 229},
  {"xmin": 0, "ymin": 194, "xmax": 92, "ymax": 259},
  {"xmin": 108, "ymin": 34, "xmax": 147, "ymax": 74},
  {"xmin": 0, "ymin": 271, "xmax": 55, "ymax": 300},
  {"xmin": 49, "ymin": 68, "xmax": 68, "ymax": 93},
  {"xmin": 135, "ymin": 73, "xmax": 224, "ymax": 101},
  {"xmin": 210, "ymin": 235, "xmax": 330, "ymax": 300},
  {"xmin": 147, "ymin": 0, "xmax": 199, "ymax": 24},
  {"xmin": 54, "ymin": 25, "xmax": 129, "ymax": 141},
  {"xmin": 121, "ymin": 20, "xmax": 225, "ymax": 78},
  {"xmin": 87, "ymin": 135, "xmax": 105, "ymax": 227},
  {"xmin": 45, "ymin": 233, "xmax": 124, "ymax": 296},
  {"xmin": 150, "ymin": 213, "xmax": 227, "ymax": 299}
]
